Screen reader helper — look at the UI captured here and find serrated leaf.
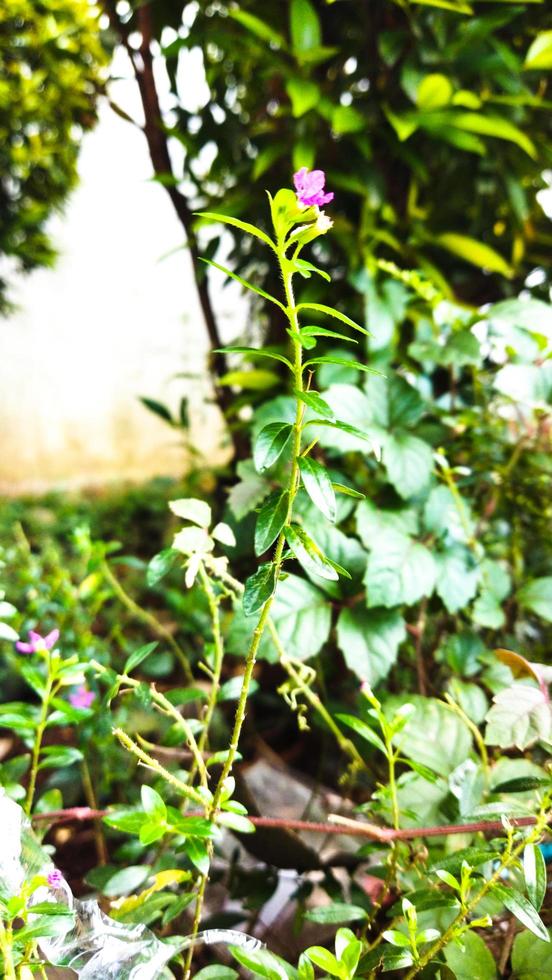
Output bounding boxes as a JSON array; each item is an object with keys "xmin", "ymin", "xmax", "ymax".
[
  {"xmin": 284, "ymin": 524, "xmax": 340, "ymax": 581},
  {"xmin": 382, "ymin": 432, "xmax": 433, "ymax": 499},
  {"xmin": 305, "ymin": 355, "xmax": 379, "ymax": 375},
  {"xmin": 243, "ymin": 563, "xmax": 277, "ymax": 615},
  {"xmin": 298, "ymin": 456, "xmax": 337, "ymax": 522},
  {"xmin": 485, "ymin": 683, "xmax": 552, "ymax": 750},
  {"xmin": 255, "ymin": 492, "xmax": 289, "ymax": 555},
  {"xmin": 337, "ymin": 607, "xmax": 406, "ymax": 685},
  {"xmin": 215, "ymin": 346, "xmax": 292, "ymax": 370},
  {"xmin": 364, "ymin": 529, "xmax": 436, "ymax": 607},
  {"xmin": 254, "ymin": 422, "xmax": 293, "ymax": 472}
]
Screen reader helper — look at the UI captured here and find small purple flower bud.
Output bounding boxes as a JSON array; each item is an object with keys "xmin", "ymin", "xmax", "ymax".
[
  {"xmin": 69, "ymin": 686, "xmax": 96, "ymax": 709},
  {"xmin": 47, "ymin": 869, "xmax": 64, "ymax": 889}
]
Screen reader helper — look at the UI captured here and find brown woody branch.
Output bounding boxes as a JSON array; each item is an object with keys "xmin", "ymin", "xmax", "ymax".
[
  {"xmin": 32, "ymin": 807, "xmax": 549, "ymax": 842},
  {"xmin": 101, "ymin": 0, "xmax": 231, "ymax": 416}
]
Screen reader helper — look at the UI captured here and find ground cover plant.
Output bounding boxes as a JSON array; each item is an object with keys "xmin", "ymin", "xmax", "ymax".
[{"xmin": 1, "ymin": 173, "xmax": 552, "ymax": 978}]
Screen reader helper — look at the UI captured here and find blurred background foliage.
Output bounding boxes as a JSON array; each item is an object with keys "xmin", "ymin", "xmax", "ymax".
[{"xmin": 0, "ymin": 0, "xmax": 106, "ymax": 310}]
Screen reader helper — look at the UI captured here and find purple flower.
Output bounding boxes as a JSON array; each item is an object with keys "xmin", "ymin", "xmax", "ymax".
[
  {"xmin": 293, "ymin": 167, "xmax": 334, "ymax": 208},
  {"xmin": 47, "ymin": 869, "xmax": 64, "ymax": 889},
  {"xmin": 69, "ymin": 685, "xmax": 96, "ymax": 709},
  {"xmin": 16, "ymin": 628, "xmax": 60, "ymax": 655}
]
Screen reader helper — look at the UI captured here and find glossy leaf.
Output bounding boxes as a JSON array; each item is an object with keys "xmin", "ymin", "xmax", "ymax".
[
  {"xmin": 254, "ymin": 422, "xmax": 293, "ymax": 472},
  {"xmin": 284, "ymin": 524, "xmax": 341, "ymax": 580},
  {"xmin": 255, "ymin": 491, "xmax": 289, "ymax": 555},
  {"xmin": 298, "ymin": 455, "xmax": 337, "ymax": 522},
  {"xmin": 296, "ymin": 302, "xmax": 368, "ymax": 335},
  {"xmin": 524, "ymin": 843, "xmax": 547, "ymax": 911},
  {"xmin": 243, "ymin": 562, "xmax": 277, "ymax": 615},
  {"xmin": 493, "ymin": 883, "xmax": 550, "ymax": 942}
]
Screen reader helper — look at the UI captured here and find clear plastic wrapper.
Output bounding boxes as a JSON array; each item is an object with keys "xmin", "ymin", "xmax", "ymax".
[{"xmin": 0, "ymin": 790, "xmax": 262, "ymax": 978}]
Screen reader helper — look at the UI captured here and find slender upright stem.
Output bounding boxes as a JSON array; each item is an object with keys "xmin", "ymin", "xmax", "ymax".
[
  {"xmin": 25, "ymin": 653, "xmax": 53, "ymax": 815},
  {"xmin": 0, "ymin": 919, "xmax": 16, "ymax": 980},
  {"xmin": 196, "ymin": 564, "xmax": 225, "ymax": 761},
  {"xmin": 184, "ymin": 242, "xmax": 306, "ymax": 971}
]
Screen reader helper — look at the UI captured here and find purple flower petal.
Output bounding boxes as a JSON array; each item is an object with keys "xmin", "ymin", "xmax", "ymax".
[
  {"xmin": 293, "ymin": 167, "xmax": 334, "ymax": 209},
  {"xmin": 15, "ymin": 641, "xmax": 33, "ymax": 654},
  {"xmin": 28, "ymin": 630, "xmax": 43, "ymax": 648},
  {"xmin": 44, "ymin": 628, "xmax": 60, "ymax": 649}
]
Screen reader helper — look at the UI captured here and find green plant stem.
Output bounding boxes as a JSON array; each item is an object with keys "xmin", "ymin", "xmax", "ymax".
[
  {"xmin": 101, "ymin": 560, "xmax": 194, "ymax": 685},
  {"xmin": 403, "ymin": 815, "xmax": 549, "ymax": 978},
  {"xmin": 0, "ymin": 919, "xmax": 16, "ymax": 980},
  {"xmin": 196, "ymin": 563, "xmax": 225, "ymax": 761},
  {"xmin": 25, "ymin": 652, "xmax": 53, "ymax": 815},
  {"xmin": 268, "ymin": 623, "xmax": 366, "ymax": 772},
  {"xmin": 93, "ymin": 661, "xmax": 208, "ymax": 786},
  {"xmin": 184, "ymin": 241, "xmax": 305, "ymax": 972},
  {"xmin": 81, "ymin": 756, "xmax": 108, "ymax": 865},
  {"xmin": 443, "ymin": 693, "xmax": 490, "ymax": 783},
  {"xmin": 112, "ymin": 728, "xmax": 205, "ymax": 806}
]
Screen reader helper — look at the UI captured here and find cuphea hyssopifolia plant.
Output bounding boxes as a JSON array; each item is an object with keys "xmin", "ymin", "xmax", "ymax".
[
  {"xmin": 1, "ymin": 628, "xmax": 95, "ymax": 815},
  {"xmin": 0, "ymin": 865, "xmax": 73, "ymax": 980},
  {"xmin": 100, "ymin": 174, "xmax": 552, "ymax": 974}
]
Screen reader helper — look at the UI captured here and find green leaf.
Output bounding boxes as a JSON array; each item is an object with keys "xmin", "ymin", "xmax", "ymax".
[
  {"xmin": 382, "ymin": 929, "xmax": 411, "ymax": 948},
  {"xmin": 451, "ymin": 112, "xmax": 537, "ymax": 158},
  {"xmin": 254, "ymin": 422, "xmax": 293, "ymax": 472},
  {"xmin": 434, "ymin": 547, "xmax": 481, "ymax": 613},
  {"xmin": 290, "ymin": 0, "xmax": 321, "ymax": 53},
  {"xmin": 493, "ymin": 883, "xmax": 550, "ymax": 943},
  {"xmin": 511, "ymin": 926, "xmax": 552, "ymax": 979},
  {"xmin": 387, "ymin": 695, "xmax": 473, "ymax": 776},
  {"xmin": 195, "ymin": 968, "xmax": 239, "ymax": 980},
  {"xmin": 337, "ymin": 607, "xmax": 406, "ymax": 686},
  {"xmin": 305, "ymin": 903, "xmax": 368, "ymax": 924},
  {"xmin": 305, "ymin": 355, "xmax": 380, "ymax": 376},
  {"xmin": 524, "ymin": 843, "xmax": 547, "ymax": 912},
  {"xmin": 195, "ymin": 212, "xmax": 276, "ymax": 251},
  {"xmin": 219, "ymin": 369, "xmax": 279, "ymax": 390},
  {"xmin": 200, "ymin": 258, "xmax": 285, "ymax": 309},
  {"xmin": 231, "ymin": 947, "xmax": 289, "ymax": 980},
  {"xmin": 336, "ymin": 713, "xmax": 387, "ymax": 754},
  {"xmin": 518, "ymin": 578, "xmax": 552, "ymax": 622},
  {"xmin": 255, "ymin": 491, "xmax": 289, "ymax": 555},
  {"xmin": 184, "ymin": 838, "xmax": 210, "ymax": 876},
  {"xmin": 229, "ymin": 10, "xmax": 287, "ymax": 49},
  {"xmin": 169, "ymin": 497, "xmax": 211, "ymax": 527},
  {"xmin": 102, "ymin": 865, "xmax": 150, "ymax": 898},
  {"xmin": 286, "ymin": 78, "xmax": 320, "ymax": 116},
  {"xmin": 294, "ymin": 259, "xmax": 331, "ymax": 282},
  {"xmin": 299, "ymin": 325, "xmax": 358, "ymax": 347},
  {"xmin": 443, "ymin": 931, "xmax": 497, "ymax": 979},
  {"xmin": 141, "ymin": 784, "xmax": 167, "ymax": 822},
  {"xmin": 270, "ymin": 574, "xmax": 331, "ymax": 660},
  {"xmin": 147, "ymin": 548, "xmax": 179, "ymax": 587},
  {"xmin": 364, "ymin": 529, "xmax": 436, "ymax": 607},
  {"xmin": 124, "ymin": 641, "xmax": 159, "ymax": 675},
  {"xmin": 417, "ymin": 74, "xmax": 453, "ymax": 110},
  {"xmin": 294, "ymin": 389, "xmax": 335, "ymax": 419},
  {"xmin": 243, "ymin": 563, "xmax": 277, "ymax": 616},
  {"xmin": 332, "ymin": 104, "xmax": 365, "ymax": 134},
  {"xmin": 305, "ymin": 947, "xmax": 343, "ymax": 978},
  {"xmin": 333, "ymin": 483, "xmax": 365, "ymax": 499},
  {"xmin": 382, "ymin": 432, "xmax": 434, "ymax": 499},
  {"xmin": 139, "ymin": 396, "xmax": 173, "ymax": 424},
  {"xmin": 103, "ymin": 807, "xmax": 147, "ymax": 834},
  {"xmin": 284, "ymin": 524, "xmax": 341, "ymax": 581},
  {"xmin": 228, "ymin": 460, "xmax": 271, "ymax": 521},
  {"xmin": 525, "ymin": 30, "xmax": 552, "ymax": 69},
  {"xmin": 296, "ymin": 302, "xmax": 368, "ymax": 335},
  {"xmin": 215, "ymin": 346, "xmax": 292, "ymax": 370},
  {"xmin": 38, "ymin": 746, "xmax": 83, "ymax": 769},
  {"xmin": 437, "ymin": 233, "xmax": 513, "ymax": 276},
  {"xmin": 216, "ymin": 811, "xmax": 255, "ymax": 834},
  {"xmin": 298, "ymin": 456, "xmax": 337, "ymax": 522},
  {"xmin": 485, "ymin": 682, "xmax": 552, "ymax": 750}
]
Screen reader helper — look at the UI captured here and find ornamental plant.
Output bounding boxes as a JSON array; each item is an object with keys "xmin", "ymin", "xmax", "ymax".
[{"xmin": 1, "ymin": 173, "xmax": 552, "ymax": 978}]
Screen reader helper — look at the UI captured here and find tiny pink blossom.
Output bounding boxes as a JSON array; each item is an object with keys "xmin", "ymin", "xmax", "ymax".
[
  {"xmin": 69, "ymin": 686, "xmax": 96, "ymax": 709},
  {"xmin": 47, "ymin": 869, "xmax": 64, "ymax": 889},
  {"xmin": 15, "ymin": 628, "xmax": 60, "ymax": 655},
  {"xmin": 293, "ymin": 167, "xmax": 334, "ymax": 208}
]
